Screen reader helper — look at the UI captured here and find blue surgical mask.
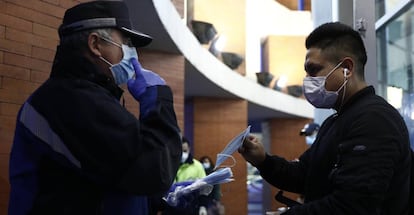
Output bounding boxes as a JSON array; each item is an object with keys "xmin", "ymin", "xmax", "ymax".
[
  {"xmin": 214, "ymin": 126, "xmax": 251, "ymax": 169},
  {"xmin": 303, "ymin": 61, "xmax": 347, "ymax": 108},
  {"xmin": 99, "ymin": 37, "xmax": 138, "ymax": 85}
]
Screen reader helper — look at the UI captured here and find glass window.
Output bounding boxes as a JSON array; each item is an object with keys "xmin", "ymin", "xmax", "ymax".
[
  {"xmin": 376, "ymin": 0, "xmax": 406, "ymax": 20},
  {"xmin": 376, "ymin": 3, "xmax": 414, "ymax": 149}
]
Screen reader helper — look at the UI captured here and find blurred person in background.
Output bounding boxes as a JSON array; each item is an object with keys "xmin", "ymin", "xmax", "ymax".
[
  {"xmin": 199, "ymin": 156, "xmax": 224, "ymax": 215},
  {"xmin": 161, "ymin": 137, "xmax": 207, "ymax": 215},
  {"xmin": 299, "ymin": 122, "xmax": 320, "ymax": 145}
]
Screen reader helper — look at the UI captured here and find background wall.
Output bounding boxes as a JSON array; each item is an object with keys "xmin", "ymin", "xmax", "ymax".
[
  {"xmin": 193, "ymin": 0, "xmax": 247, "ymax": 76},
  {"xmin": 192, "ymin": 97, "xmax": 248, "ymax": 215},
  {"xmin": 262, "ymin": 35, "xmax": 307, "ymax": 87}
]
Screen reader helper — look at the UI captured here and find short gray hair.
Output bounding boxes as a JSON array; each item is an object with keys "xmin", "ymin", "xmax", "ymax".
[{"xmin": 60, "ymin": 28, "xmax": 113, "ymax": 52}]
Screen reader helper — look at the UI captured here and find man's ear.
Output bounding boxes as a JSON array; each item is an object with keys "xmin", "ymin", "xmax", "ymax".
[
  {"xmin": 341, "ymin": 57, "xmax": 354, "ymax": 77},
  {"xmin": 88, "ymin": 33, "xmax": 102, "ymax": 57}
]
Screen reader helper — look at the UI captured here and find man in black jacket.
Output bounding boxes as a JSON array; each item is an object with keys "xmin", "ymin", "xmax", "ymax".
[
  {"xmin": 8, "ymin": 1, "xmax": 181, "ymax": 214},
  {"xmin": 239, "ymin": 22, "xmax": 411, "ymax": 214}
]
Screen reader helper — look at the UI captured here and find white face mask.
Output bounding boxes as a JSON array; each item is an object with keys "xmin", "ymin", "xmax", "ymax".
[
  {"xmin": 99, "ymin": 37, "xmax": 138, "ymax": 85},
  {"xmin": 181, "ymin": 152, "xmax": 189, "ymax": 163},
  {"xmin": 202, "ymin": 162, "xmax": 211, "ymax": 169},
  {"xmin": 306, "ymin": 134, "xmax": 317, "ymax": 145},
  {"xmin": 303, "ymin": 61, "xmax": 348, "ymax": 108}
]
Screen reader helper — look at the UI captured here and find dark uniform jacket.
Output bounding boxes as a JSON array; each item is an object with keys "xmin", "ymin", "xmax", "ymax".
[
  {"xmin": 258, "ymin": 86, "xmax": 411, "ymax": 215},
  {"xmin": 8, "ymin": 46, "xmax": 182, "ymax": 215}
]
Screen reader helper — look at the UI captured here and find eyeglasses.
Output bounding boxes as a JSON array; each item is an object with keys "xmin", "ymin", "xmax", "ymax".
[{"xmin": 99, "ymin": 35, "xmax": 134, "ymax": 47}]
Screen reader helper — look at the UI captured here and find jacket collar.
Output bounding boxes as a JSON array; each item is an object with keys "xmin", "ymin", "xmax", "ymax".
[
  {"xmin": 50, "ymin": 45, "xmax": 124, "ymax": 100},
  {"xmin": 338, "ymin": 86, "xmax": 375, "ymax": 115}
]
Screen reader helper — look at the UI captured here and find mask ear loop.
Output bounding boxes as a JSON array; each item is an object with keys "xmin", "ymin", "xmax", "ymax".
[
  {"xmin": 99, "ymin": 56, "xmax": 114, "ymax": 67},
  {"xmin": 99, "ymin": 36, "xmax": 122, "ymax": 48},
  {"xmin": 215, "ymin": 153, "xmax": 236, "ymax": 170},
  {"xmin": 337, "ymin": 70, "xmax": 349, "ymax": 112}
]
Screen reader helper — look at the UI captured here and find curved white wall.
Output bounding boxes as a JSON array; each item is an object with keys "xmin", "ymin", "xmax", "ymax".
[{"xmin": 153, "ymin": 0, "xmax": 314, "ymax": 119}]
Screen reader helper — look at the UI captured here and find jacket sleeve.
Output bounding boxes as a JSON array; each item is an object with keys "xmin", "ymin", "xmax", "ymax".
[
  {"xmin": 34, "ymin": 84, "xmax": 182, "ymax": 195},
  {"xmin": 116, "ymin": 86, "xmax": 182, "ymax": 194},
  {"xmin": 256, "ymin": 150, "xmax": 309, "ymax": 194},
  {"xmin": 282, "ymin": 108, "xmax": 409, "ymax": 215},
  {"xmin": 255, "ymin": 115, "xmax": 339, "ymax": 194}
]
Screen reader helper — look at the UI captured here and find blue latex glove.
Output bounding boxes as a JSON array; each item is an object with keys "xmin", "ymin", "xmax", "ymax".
[
  {"xmin": 127, "ymin": 58, "xmax": 165, "ymax": 101},
  {"xmin": 164, "ymin": 180, "xmax": 199, "ymax": 209}
]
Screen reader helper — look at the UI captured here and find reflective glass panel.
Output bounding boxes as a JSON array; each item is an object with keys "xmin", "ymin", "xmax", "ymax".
[
  {"xmin": 376, "ymin": 0, "xmax": 406, "ymax": 20},
  {"xmin": 376, "ymin": 4, "xmax": 414, "ymax": 149}
]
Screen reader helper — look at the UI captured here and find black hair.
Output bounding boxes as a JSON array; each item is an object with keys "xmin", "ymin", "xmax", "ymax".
[
  {"xmin": 200, "ymin": 155, "xmax": 214, "ymax": 166},
  {"xmin": 182, "ymin": 136, "xmax": 189, "ymax": 145},
  {"xmin": 305, "ymin": 22, "xmax": 367, "ymax": 78}
]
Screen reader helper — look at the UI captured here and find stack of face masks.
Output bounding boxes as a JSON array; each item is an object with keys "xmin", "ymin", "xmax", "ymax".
[
  {"xmin": 163, "ymin": 126, "xmax": 250, "ymax": 208},
  {"xmin": 164, "ymin": 167, "xmax": 234, "ymax": 207}
]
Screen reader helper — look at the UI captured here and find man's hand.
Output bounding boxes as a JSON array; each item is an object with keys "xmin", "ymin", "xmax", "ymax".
[
  {"xmin": 238, "ymin": 135, "xmax": 266, "ymax": 166},
  {"xmin": 127, "ymin": 58, "xmax": 165, "ymax": 101}
]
